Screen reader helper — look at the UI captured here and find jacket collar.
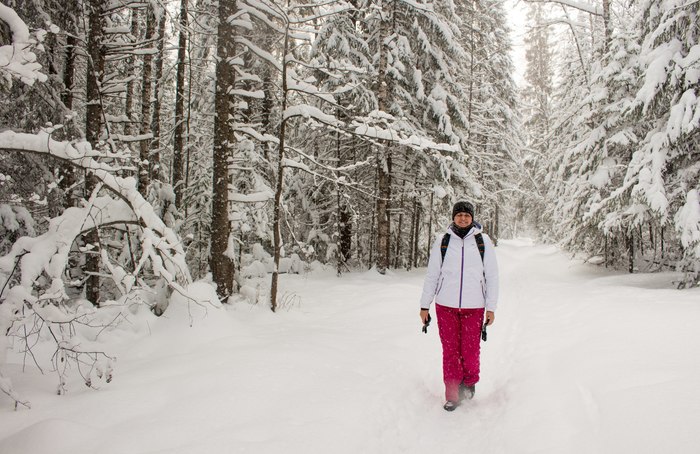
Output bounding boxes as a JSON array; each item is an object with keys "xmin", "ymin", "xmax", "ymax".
[{"xmin": 448, "ymin": 221, "xmax": 482, "ymax": 239}]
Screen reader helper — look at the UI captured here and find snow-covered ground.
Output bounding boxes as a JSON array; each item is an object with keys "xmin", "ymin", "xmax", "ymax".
[{"xmin": 1, "ymin": 239, "xmax": 699, "ymax": 454}]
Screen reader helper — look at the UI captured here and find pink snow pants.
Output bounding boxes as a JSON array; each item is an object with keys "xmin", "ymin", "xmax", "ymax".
[{"xmin": 435, "ymin": 304, "xmax": 485, "ymax": 402}]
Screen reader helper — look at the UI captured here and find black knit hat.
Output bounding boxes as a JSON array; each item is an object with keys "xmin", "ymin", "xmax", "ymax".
[{"xmin": 452, "ymin": 201, "xmax": 474, "ymax": 220}]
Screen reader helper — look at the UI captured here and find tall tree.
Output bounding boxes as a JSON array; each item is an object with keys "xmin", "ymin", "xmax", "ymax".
[
  {"xmin": 172, "ymin": 0, "xmax": 189, "ymax": 208},
  {"xmin": 210, "ymin": 0, "xmax": 238, "ymax": 300},
  {"xmin": 84, "ymin": 0, "xmax": 106, "ymax": 304},
  {"xmin": 374, "ymin": 0, "xmax": 392, "ymax": 275},
  {"xmin": 518, "ymin": 3, "xmax": 555, "ymax": 233},
  {"xmin": 150, "ymin": 8, "xmax": 167, "ymax": 184},
  {"xmin": 138, "ymin": 5, "xmax": 157, "ymax": 195},
  {"xmin": 457, "ymin": 0, "xmax": 520, "ymax": 240}
]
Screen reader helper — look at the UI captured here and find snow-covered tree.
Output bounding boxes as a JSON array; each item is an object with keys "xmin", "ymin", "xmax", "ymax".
[
  {"xmin": 530, "ymin": 0, "xmax": 699, "ymax": 287},
  {"xmin": 621, "ymin": 0, "xmax": 700, "ymax": 285},
  {"xmin": 456, "ymin": 0, "xmax": 521, "ymax": 242},
  {"xmin": 0, "ymin": 4, "xmax": 216, "ymax": 408}
]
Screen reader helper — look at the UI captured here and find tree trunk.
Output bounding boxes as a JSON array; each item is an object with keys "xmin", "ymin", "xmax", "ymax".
[
  {"xmin": 493, "ymin": 203, "xmax": 500, "ymax": 246},
  {"xmin": 150, "ymin": 9, "xmax": 166, "ymax": 183},
  {"xmin": 427, "ymin": 192, "xmax": 434, "ymax": 261},
  {"xmin": 467, "ymin": 0, "xmax": 476, "ymax": 134},
  {"xmin": 408, "ymin": 195, "xmax": 416, "ymax": 271},
  {"xmin": 51, "ymin": 0, "xmax": 80, "ymax": 209},
  {"xmin": 369, "ymin": 168, "xmax": 376, "ymax": 269},
  {"xmin": 210, "ymin": 0, "xmax": 237, "ymax": 300},
  {"xmin": 173, "ymin": 0, "xmax": 189, "ymax": 208},
  {"xmin": 627, "ymin": 231, "xmax": 634, "ymax": 273},
  {"xmin": 336, "ymin": 118, "xmax": 351, "ymax": 276},
  {"xmin": 340, "ymin": 208, "xmax": 351, "ymax": 268},
  {"xmin": 336, "ymin": 179, "xmax": 344, "ymax": 277},
  {"xmin": 261, "ymin": 71, "xmax": 274, "ymax": 152},
  {"xmin": 604, "ymin": 235, "xmax": 608, "ymax": 268},
  {"xmin": 412, "ymin": 197, "xmax": 420, "ymax": 269},
  {"xmin": 138, "ymin": 7, "xmax": 156, "ymax": 196},
  {"xmin": 85, "ymin": 0, "xmax": 106, "ymax": 305},
  {"xmin": 375, "ymin": 4, "xmax": 392, "ymax": 274},
  {"xmin": 124, "ymin": 9, "xmax": 139, "ymax": 142},
  {"xmin": 394, "ymin": 181, "xmax": 406, "ymax": 268},
  {"xmin": 62, "ymin": 35, "xmax": 76, "ymax": 109},
  {"xmin": 602, "ymin": 0, "xmax": 611, "ymax": 53},
  {"xmin": 270, "ymin": 27, "xmax": 291, "ymax": 312},
  {"xmin": 59, "ymin": 32, "xmax": 78, "ymax": 207},
  {"xmin": 376, "ymin": 150, "xmax": 391, "ymax": 273}
]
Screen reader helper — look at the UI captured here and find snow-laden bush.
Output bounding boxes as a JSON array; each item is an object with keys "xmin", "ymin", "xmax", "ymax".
[
  {"xmin": 240, "ymin": 245, "xmax": 305, "ymax": 280},
  {"xmin": 0, "ymin": 131, "xmax": 205, "ymax": 409},
  {"xmin": 279, "ymin": 253, "xmax": 303, "ymax": 274},
  {"xmin": 237, "ymin": 246, "xmax": 306, "ymax": 304},
  {"xmin": 240, "ymin": 260, "xmax": 268, "ymax": 279}
]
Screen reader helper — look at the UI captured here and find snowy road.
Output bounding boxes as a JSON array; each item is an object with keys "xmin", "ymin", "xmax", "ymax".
[{"xmin": 1, "ymin": 239, "xmax": 699, "ymax": 453}]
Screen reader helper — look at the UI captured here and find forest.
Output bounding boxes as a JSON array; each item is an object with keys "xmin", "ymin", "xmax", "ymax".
[{"xmin": 0, "ymin": 0, "xmax": 698, "ymax": 407}]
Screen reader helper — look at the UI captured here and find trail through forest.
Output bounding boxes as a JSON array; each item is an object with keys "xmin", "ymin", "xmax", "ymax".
[{"xmin": 1, "ymin": 239, "xmax": 699, "ymax": 454}]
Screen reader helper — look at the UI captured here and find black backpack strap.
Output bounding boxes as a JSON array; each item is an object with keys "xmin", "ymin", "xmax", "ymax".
[
  {"xmin": 440, "ymin": 233, "xmax": 450, "ymax": 264},
  {"xmin": 475, "ymin": 233, "xmax": 485, "ymax": 262},
  {"xmin": 441, "ymin": 232, "xmax": 485, "ymax": 264}
]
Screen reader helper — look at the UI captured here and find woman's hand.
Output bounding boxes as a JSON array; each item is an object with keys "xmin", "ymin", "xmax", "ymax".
[
  {"xmin": 420, "ymin": 309, "xmax": 430, "ymax": 324},
  {"xmin": 485, "ymin": 311, "xmax": 495, "ymax": 326}
]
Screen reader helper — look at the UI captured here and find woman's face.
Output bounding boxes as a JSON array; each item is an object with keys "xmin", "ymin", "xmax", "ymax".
[{"xmin": 454, "ymin": 212, "xmax": 472, "ymax": 228}]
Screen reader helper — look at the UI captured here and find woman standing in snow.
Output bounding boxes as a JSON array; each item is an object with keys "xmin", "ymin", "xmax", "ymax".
[{"xmin": 419, "ymin": 201, "xmax": 499, "ymax": 411}]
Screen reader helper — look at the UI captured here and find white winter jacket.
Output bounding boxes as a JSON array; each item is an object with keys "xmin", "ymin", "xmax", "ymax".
[{"xmin": 419, "ymin": 223, "xmax": 499, "ymax": 312}]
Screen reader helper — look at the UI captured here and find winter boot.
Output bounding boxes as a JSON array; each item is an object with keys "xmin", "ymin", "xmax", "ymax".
[
  {"xmin": 459, "ymin": 383, "xmax": 475, "ymax": 401},
  {"xmin": 443, "ymin": 401, "xmax": 459, "ymax": 412}
]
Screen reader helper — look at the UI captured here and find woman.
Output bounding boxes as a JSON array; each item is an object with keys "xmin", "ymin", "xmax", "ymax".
[{"xmin": 419, "ymin": 201, "xmax": 499, "ymax": 411}]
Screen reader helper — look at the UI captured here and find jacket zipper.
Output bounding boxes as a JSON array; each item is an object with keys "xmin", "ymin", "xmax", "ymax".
[{"xmin": 459, "ymin": 238, "xmax": 465, "ymax": 308}]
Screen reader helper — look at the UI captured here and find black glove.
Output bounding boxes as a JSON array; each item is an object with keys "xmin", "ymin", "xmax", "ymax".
[{"xmin": 422, "ymin": 313, "xmax": 432, "ymax": 334}]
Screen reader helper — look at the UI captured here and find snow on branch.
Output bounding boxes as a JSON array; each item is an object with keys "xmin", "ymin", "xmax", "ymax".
[
  {"xmin": 235, "ymin": 1, "xmax": 286, "ymax": 37},
  {"xmin": 0, "ymin": 4, "xmax": 48, "ymax": 86},
  {"xmin": 634, "ymin": 39, "xmax": 684, "ymax": 113},
  {"xmin": 239, "ymin": 0, "xmax": 286, "ymax": 24},
  {"xmin": 229, "ymin": 88, "xmax": 265, "ymax": 99},
  {"xmin": 523, "ymin": 0, "xmax": 603, "ymax": 16},
  {"xmin": 293, "ymin": 145, "xmax": 375, "ymax": 174},
  {"xmin": 0, "ymin": 130, "xmax": 125, "ymax": 172},
  {"xmin": 350, "ymin": 111, "xmax": 460, "ymax": 153},
  {"xmin": 281, "ymin": 154, "xmax": 377, "ymax": 199},
  {"xmin": 235, "ymin": 36, "xmax": 283, "ymax": 71},
  {"xmin": 0, "ymin": 130, "xmax": 195, "ymax": 299},
  {"xmin": 287, "ymin": 69, "xmax": 337, "ymax": 104},
  {"xmin": 396, "ymin": 0, "xmax": 436, "ymax": 14},
  {"xmin": 234, "ymin": 125, "xmax": 279, "ymax": 144},
  {"xmin": 229, "ymin": 190, "xmax": 274, "ymax": 203},
  {"xmin": 284, "ymin": 104, "xmax": 343, "ymax": 127},
  {"xmin": 287, "ymin": 1, "xmax": 355, "ymax": 24}
]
